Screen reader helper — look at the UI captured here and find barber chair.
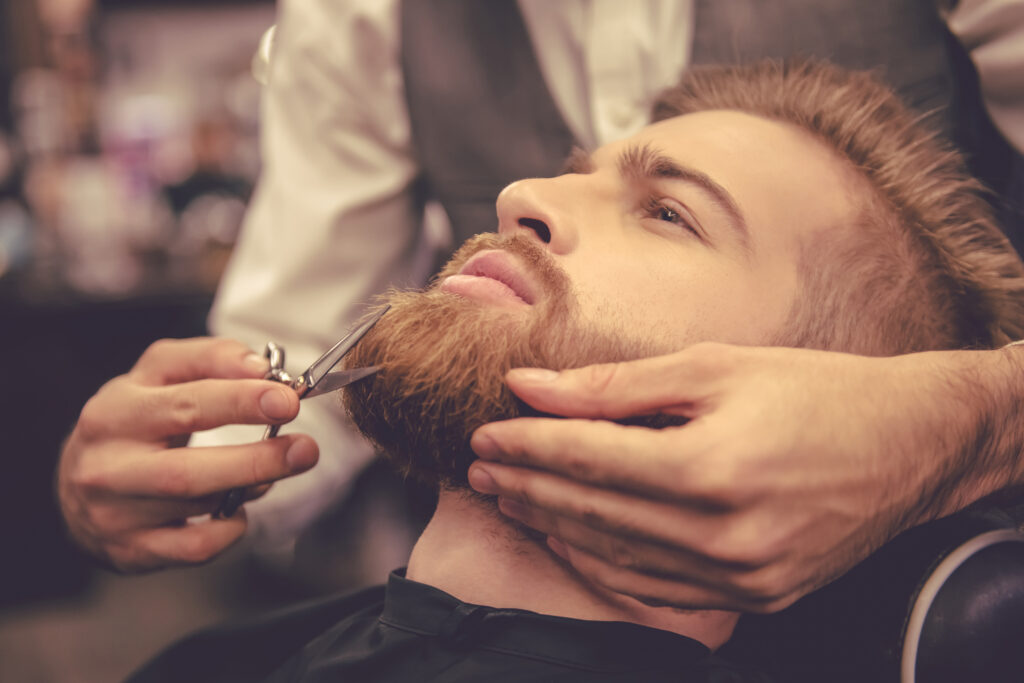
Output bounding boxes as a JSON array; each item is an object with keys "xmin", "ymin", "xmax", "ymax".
[
  {"xmin": 721, "ymin": 510, "xmax": 1024, "ymax": 683},
  {"xmin": 901, "ymin": 517, "xmax": 1024, "ymax": 683}
]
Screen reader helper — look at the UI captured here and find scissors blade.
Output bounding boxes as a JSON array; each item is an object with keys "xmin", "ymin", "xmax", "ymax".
[
  {"xmin": 298, "ymin": 305, "xmax": 389, "ymax": 395},
  {"xmin": 302, "ymin": 366, "xmax": 382, "ymax": 398}
]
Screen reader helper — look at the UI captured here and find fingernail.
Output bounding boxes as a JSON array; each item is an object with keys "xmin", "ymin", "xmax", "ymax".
[
  {"xmin": 470, "ymin": 431, "xmax": 501, "ymax": 459},
  {"xmin": 547, "ymin": 537, "xmax": 569, "ymax": 560},
  {"xmin": 244, "ymin": 352, "xmax": 269, "ymax": 375},
  {"xmin": 509, "ymin": 368, "xmax": 559, "ymax": 383},
  {"xmin": 467, "ymin": 465, "xmax": 497, "ymax": 494},
  {"xmin": 286, "ymin": 438, "xmax": 317, "ymax": 471},
  {"xmin": 260, "ymin": 387, "xmax": 292, "ymax": 420},
  {"xmin": 498, "ymin": 497, "xmax": 528, "ymax": 520}
]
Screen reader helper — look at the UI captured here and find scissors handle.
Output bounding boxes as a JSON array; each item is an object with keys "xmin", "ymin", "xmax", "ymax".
[
  {"xmin": 212, "ymin": 308, "xmax": 388, "ymax": 520},
  {"xmin": 213, "ymin": 344, "xmax": 293, "ymax": 519}
]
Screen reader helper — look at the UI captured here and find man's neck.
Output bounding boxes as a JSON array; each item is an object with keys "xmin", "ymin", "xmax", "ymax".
[{"xmin": 405, "ymin": 490, "xmax": 737, "ymax": 649}]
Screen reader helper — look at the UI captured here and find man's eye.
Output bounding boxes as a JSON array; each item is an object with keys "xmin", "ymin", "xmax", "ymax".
[
  {"xmin": 643, "ymin": 197, "xmax": 699, "ymax": 236},
  {"xmin": 656, "ymin": 205, "xmax": 681, "ymax": 222}
]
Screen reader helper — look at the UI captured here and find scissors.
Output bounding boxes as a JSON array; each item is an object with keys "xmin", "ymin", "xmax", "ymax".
[{"xmin": 213, "ymin": 305, "xmax": 389, "ymax": 518}]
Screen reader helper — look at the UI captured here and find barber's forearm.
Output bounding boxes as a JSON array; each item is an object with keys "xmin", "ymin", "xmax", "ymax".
[{"xmin": 925, "ymin": 344, "xmax": 1024, "ymax": 519}]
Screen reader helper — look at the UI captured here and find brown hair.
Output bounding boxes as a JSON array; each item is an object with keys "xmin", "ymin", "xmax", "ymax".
[{"xmin": 652, "ymin": 59, "xmax": 1024, "ymax": 354}]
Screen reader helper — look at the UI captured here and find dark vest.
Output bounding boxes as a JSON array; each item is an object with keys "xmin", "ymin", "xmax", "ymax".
[{"xmin": 400, "ymin": 0, "xmax": 1022, "ymax": 253}]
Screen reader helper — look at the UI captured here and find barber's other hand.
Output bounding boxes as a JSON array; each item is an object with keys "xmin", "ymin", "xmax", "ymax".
[
  {"xmin": 58, "ymin": 337, "xmax": 319, "ymax": 573},
  {"xmin": 469, "ymin": 343, "xmax": 995, "ymax": 612}
]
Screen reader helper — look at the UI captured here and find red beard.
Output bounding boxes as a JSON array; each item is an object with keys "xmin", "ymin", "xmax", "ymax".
[{"xmin": 341, "ymin": 233, "xmax": 661, "ymax": 488}]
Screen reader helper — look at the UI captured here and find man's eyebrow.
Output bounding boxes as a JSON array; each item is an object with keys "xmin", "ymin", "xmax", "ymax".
[
  {"xmin": 560, "ymin": 146, "xmax": 595, "ymax": 175},
  {"xmin": 618, "ymin": 143, "xmax": 751, "ymax": 250}
]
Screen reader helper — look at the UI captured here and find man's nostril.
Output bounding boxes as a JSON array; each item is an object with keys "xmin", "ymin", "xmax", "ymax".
[{"xmin": 518, "ymin": 217, "xmax": 551, "ymax": 243}]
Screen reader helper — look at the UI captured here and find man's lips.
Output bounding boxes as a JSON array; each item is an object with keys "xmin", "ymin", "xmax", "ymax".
[{"xmin": 439, "ymin": 249, "xmax": 539, "ymax": 307}]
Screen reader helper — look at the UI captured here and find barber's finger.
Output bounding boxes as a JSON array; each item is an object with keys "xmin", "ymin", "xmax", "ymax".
[
  {"xmin": 123, "ymin": 514, "xmax": 248, "ymax": 570},
  {"xmin": 505, "ymin": 342, "xmax": 740, "ymax": 419},
  {"xmin": 132, "ymin": 337, "xmax": 269, "ymax": 386},
  {"xmin": 245, "ymin": 483, "xmax": 273, "ymax": 500},
  {"xmin": 86, "ymin": 379, "xmax": 299, "ymax": 440},
  {"xmin": 497, "ymin": 497, "xmax": 750, "ymax": 579},
  {"xmin": 89, "ymin": 496, "xmax": 226, "ymax": 532},
  {"xmin": 471, "ymin": 418, "xmax": 713, "ymax": 497},
  {"xmin": 98, "ymin": 435, "xmax": 318, "ymax": 498},
  {"xmin": 100, "ymin": 482, "xmax": 278, "ymax": 530},
  {"xmin": 550, "ymin": 541, "xmax": 791, "ymax": 613},
  {"xmin": 468, "ymin": 460, "xmax": 717, "ymax": 546}
]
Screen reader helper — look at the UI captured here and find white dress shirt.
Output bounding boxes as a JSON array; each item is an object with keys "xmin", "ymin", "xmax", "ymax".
[{"xmin": 199, "ymin": 0, "xmax": 1024, "ymax": 554}]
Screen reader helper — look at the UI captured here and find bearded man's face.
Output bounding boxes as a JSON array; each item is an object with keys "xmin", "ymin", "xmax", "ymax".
[{"xmin": 343, "ymin": 110, "xmax": 865, "ymax": 486}]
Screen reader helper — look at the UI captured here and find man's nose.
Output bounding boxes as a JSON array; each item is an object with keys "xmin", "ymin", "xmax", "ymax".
[{"xmin": 495, "ymin": 178, "xmax": 579, "ymax": 254}]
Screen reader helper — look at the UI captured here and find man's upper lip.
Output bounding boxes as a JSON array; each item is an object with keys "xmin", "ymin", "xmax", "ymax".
[{"xmin": 457, "ymin": 250, "xmax": 539, "ymax": 305}]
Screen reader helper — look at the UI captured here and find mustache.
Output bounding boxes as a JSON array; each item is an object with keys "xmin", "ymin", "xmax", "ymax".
[{"xmin": 434, "ymin": 232, "xmax": 572, "ymax": 304}]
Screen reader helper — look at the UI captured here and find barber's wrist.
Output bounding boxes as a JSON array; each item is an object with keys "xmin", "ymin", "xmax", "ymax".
[
  {"xmin": 931, "ymin": 345, "xmax": 1024, "ymax": 517},
  {"xmin": 994, "ymin": 342, "xmax": 1024, "ymax": 490}
]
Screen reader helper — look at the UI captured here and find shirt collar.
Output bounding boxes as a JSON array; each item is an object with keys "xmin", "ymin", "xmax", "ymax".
[{"xmin": 379, "ymin": 570, "xmax": 711, "ymax": 673}]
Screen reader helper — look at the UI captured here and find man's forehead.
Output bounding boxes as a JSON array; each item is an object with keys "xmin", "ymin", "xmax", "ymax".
[{"xmin": 595, "ymin": 110, "xmax": 829, "ymax": 171}]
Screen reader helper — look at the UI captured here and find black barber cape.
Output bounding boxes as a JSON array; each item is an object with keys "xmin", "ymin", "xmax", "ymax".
[{"xmin": 128, "ymin": 570, "xmax": 773, "ymax": 682}]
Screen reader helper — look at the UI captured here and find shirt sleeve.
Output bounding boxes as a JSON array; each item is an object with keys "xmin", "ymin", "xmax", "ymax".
[
  {"xmin": 195, "ymin": 0, "xmax": 427, "ymax": 553},
  {"xmin": 945, "ymin": 0, "xmax": 1024, "ymax": 153}
]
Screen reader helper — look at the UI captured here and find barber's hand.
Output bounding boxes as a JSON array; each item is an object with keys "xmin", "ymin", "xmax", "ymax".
[
  {"xmin": 58, "ymin": 337, "xmax": 319, "ymax": 573},
  {"xmin": 468, "ymin": 343, "xmax": 993, "ymax": 612}
]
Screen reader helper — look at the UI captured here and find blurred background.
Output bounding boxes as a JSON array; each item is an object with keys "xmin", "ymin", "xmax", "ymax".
[
  {"xmin": 3, "ymin": 2, "xmax": 1017, "ymax": 681},
  {"xmin": 0, "ymin": 1, "xmax": 336, "ymax": 680}
]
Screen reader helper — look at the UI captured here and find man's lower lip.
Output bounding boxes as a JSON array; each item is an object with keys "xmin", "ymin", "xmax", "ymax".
[{"xmin": 439, "ymin": 274, "xmax": 531, "ymax": 307}]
